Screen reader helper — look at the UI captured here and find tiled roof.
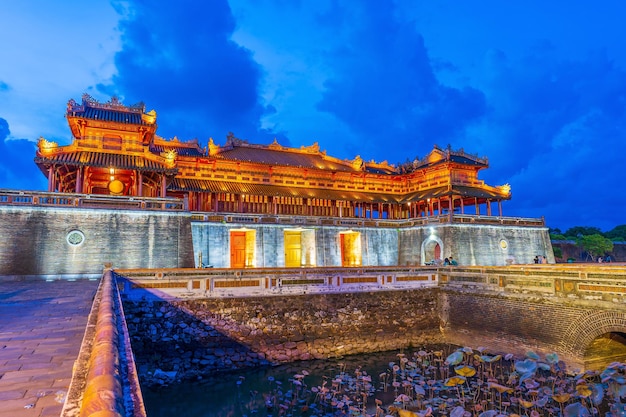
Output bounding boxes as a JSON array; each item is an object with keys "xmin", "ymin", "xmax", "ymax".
[
  {"xmin": 67, "ymin": 106, "xmax": 146, "ymax": 125},
  {"xmin": 151, "ymin": 144, "xmax": 205, "ymax": 157},
  {"xmin": 216, "ymin": 146, "xmax": 357, "ymax": 172},
  {"xmin": 169, "ymin": 179, "xmax": 509, "ymax": 203},
  {"xmin": 169, "ymin": 178, "xmax": 399, "ymax": 203},
  {"xmin": 401, "ymin": 185, "xmax": 508, "ymax": 203},
  {"xmin": 35, "ymin": 151, "xmax": 176, "ymax": 173}
]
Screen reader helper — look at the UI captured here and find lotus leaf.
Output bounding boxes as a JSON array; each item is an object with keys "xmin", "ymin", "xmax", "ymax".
[
  {"xmin": 590, "ymin": 383, "xmax": 604, "ymax": 405},
  {"xmin": 576, "ymin": 384, "xmax": 592, "ymax": 397},
  {"xmin": 563, "ymin": 402, "xmax": 590, "ymax": 417},
  {"xmin": 526, "ymin": 351, "xmax": 540, "ymax": 360},
  {"xmin": 446, "ymin": 351, "xmax": 464, "ymax": 365},
  {"xmin": 444, "ymin": 376, "xmax": 466, "ymax": 386},
  {"xmin": 515, "ymin": 359, "xmax": 537, "ymax": 375},
  {"xmin": 454, "ymin": 365, "xmax": 476, "ymax": 377},
  {"xmin": 478, "ymin": 411, "xmax": 498, "ymax": 417},
  {"xmin": 450, "ymin": 405, "xmax": 465, "ymax": 417},
  {"xmin": 518, "ymin": 399, "xmax": 533, "ymax": 408},
  {"xmin": 487, "ymin": 382, "xmax": 513, "ymax": 394},
  {"xmin": 545, "ymin": 352, "xmax": 559, "ymax": 364},
  {"xmin": 552, "ymin": 393, "xmax": 571, "ymax": 403},
  {"xmin": 535, "ymin": 396, "xmax": 549, "ymax": 407},
  {"xmin": 537, "ymin": 362, "xmax": 551, "ymax": 371}
]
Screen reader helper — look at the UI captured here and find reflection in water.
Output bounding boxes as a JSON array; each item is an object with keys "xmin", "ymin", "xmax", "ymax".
[
  {"xmin": 142, "ymin": 350, "xmax": 423, "ymax": 417},
  {"xmin": 143, "ymin": 346, "xmax": 626, "ymax": 417}
]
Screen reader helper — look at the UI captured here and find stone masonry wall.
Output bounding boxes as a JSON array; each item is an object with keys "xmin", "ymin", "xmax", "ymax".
[
  {"xmin": 440, "ymin": 290, "xmax": 600, "ymax": 368},
  {"xmin": 0, "ymin": 206, "xmax": 194, "ymax": 276},
  {"xmin": 122, "ymin": 289, "xmax": 442, "ymax": 386}
]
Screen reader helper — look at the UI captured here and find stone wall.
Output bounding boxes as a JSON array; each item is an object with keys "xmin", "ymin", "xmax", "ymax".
[
  {"xmin": 193, "ymin": 222, "xmax": 553, "ymax": 268},
  {"xmin": 191, "ymin": 223, "xmax": 400, "ymax": 268},
  {"xmin": 440, "ymin": 290, "xmax": 614, "ymax": 369},
  {"xmin": 399, "ymin": 224, "xmax": 553, "ymax": 266},
  {"xmin": 0, "ymin": 206, "xmax": 194, "ymax": 277},
  {"xmin": 122, "ymin": 289, "xmax": 442, "ymax": 385}
]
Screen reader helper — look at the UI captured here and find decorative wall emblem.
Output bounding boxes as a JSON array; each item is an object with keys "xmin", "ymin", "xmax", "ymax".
[
  {"xmin": 66, "ymin": 230, "xmax": 85, "ymax": 247},
  {"xmin": 499, "ymin": 239, "xmax": 508, "ymax": 250}
]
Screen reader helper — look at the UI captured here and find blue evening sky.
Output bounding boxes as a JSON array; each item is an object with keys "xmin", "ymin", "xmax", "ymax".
[{"xmin": 1, "ymin": 1, "xmax": 625, "ymax": 232}]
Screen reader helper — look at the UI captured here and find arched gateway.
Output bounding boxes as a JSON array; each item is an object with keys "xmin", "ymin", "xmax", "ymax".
[{"xmin": 560, "ymin": 311, "xmax": 626, "ymax": 369}]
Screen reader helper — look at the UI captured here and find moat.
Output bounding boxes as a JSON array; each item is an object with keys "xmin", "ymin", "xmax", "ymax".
[{"xmin": 142, "ymin": 346, "xmax": 626, "ymax": 417}]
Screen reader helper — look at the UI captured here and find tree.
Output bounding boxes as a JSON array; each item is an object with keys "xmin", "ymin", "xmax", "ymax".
[
  {"xmin": 564, "ymin": 226, "xmax": 603, "ymax": 239},
  {"xmin": 579, "ymin": 234, "xmax": 614, "ymax": 261},
  {"xmin": 605, "ymin": 225, "xmax": 626, "ymax": 242}
]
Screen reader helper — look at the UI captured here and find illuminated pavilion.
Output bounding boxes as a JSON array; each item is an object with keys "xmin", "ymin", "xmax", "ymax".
[{"xmin": 34, "ymin": 95, "xmax": 545, "ymax": 268}]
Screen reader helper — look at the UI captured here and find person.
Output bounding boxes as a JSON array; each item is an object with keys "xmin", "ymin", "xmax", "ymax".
[
  {"xmin": 598, "ymin": 256, "xmax": 603, "ymax": 263},
  {"xmin": 443, "ymin": 257, "xmax": 450, "ymax": 266},
  {"xmin": 541, "ymin": 255, "xmax": 547, "ymax": 264},
  {"xmin": 534, "ymin": 256, "xmax": 539, "ymax": 264},
  {"xmin": 450, "ymin": 256, "xmax": 458, "ymax": 266}
]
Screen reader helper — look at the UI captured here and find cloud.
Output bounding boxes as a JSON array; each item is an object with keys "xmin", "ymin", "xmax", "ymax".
[
  {"xmin": 315, "ymin": 3, "xmax": 486, "ymax": 164},
  {"xmin": 101, "ymin": 0, "xmax": 279, "ymax": 144},
  {"xmin": 0, "ymin": 118, "xmax": 47, "ymax": 191},
  {"xmin": 473, "ymin": 47, "xmax": 626, "ymax": 230},
  {"xmin": 0, "ymin": 81, "xmax": 9, "ymax": 92}
]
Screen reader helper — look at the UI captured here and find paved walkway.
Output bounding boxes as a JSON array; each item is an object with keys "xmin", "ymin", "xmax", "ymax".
[{"xmin": 0, "ymin": 279, "xmax": 99, "ymax": 417}]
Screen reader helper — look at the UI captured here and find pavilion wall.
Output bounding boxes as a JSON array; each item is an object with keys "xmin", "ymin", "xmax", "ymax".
[
  {"xmin": 192, "ymin": 221, "xmax": 552, "ymax": 268},
  {"xmin": 0, "ymin": 206, "xmax": 194, "ymax": 278},
  {"xmin": 398, "ymin": 224, "xmax": 554, "ymax": 266},
  {"xmin": 191, "ymin": 222, "xmax": 401, "ymax": 268}
]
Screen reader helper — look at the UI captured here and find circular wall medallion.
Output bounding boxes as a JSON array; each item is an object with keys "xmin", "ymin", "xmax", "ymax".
[
  {"xmin": 499, "ymin": 239, "xmax": 508, "ymax": 250},
  {"xmin": 67, "ymin": 230, "xmax": 85, "ymax": 247},
  {"xmin": 108, "ymin": 179, "xmax": 124, "ymax": 194}
]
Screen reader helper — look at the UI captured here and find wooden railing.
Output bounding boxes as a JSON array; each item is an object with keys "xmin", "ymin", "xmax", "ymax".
[
  {"xmin": 0, "ymin": 189, "xmax": 185, "ymax": 211},
  {"xmin": 190, "ymin": 212, "xmax": 545, "ymax": 228},
  {"xmin": 0, "ymin": 189, "xmax": 543, "ymax": 227}
]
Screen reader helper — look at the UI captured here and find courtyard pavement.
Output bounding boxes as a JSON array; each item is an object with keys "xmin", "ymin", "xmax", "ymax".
[{"xmin": 0, "ymin": 279, "xmax": 99, "ymax": 417}]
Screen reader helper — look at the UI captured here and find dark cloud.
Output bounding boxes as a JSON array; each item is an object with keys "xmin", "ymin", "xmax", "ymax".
[
  {"xmin": 475, "ymin": 47, "xmax": 626, "ymax": 231},
  {"xmin": 315, "ymin": 3, "xmax": 486, "ymax": 163},
  {"xmin": 0, "ymin": 118, "xmax": 47, "ymax": 191},
  {"xmin": 102, "ymin": 0, "xmax": 282, "ymax": 145}
]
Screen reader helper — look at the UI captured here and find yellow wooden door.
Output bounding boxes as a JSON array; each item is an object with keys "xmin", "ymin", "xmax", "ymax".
[
  {"xmin": 284, "ymin": 231, "xmax": 302, "ymax": 267},
  {"xmin": 230, "ymin": 232, "xmax": 246, "ymax": 268}
]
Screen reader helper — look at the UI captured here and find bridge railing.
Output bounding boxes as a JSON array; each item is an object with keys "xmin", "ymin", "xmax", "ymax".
[
  {"xmin": 115, "ymin": 264, "xmax": 626, "ymax": 304},
  {"xmin": 62, "ymin": 270, "xmax": 146, "ymax": 417},
  {"xmin": 439, "ymin": 264, "xmax": 626, "ymax": 304},
  {"xmin": 114, "ymin": 266, "xmax": 439, "ymax": 300}
]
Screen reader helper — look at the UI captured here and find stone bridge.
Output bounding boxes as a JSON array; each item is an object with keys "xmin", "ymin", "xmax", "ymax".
[{"xmin": 62, "ymin": 264, "xmax": 626, "ymax": 416}]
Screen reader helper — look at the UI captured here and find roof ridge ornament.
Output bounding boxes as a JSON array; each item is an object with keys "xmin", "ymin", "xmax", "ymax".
[
  {"xmin": 77, "ymin": 93, "xmax": 146, "ymax": 114},
  {"xmin": 352, "ymin": 155, "xmax": 365, "ymax": 171},
  {"xmin": 268, "ymin": 138, "xmax": 283, "ymax": 150}
]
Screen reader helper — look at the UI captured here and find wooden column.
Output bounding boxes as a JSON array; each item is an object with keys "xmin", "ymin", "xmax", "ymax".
[
  {"xmin": 137, "ymin": 172, "xmax": 143, "ymax": 197},
  {"xmin": 47, "ymin": 165, "xmax": 55, "ymax": 192},
  {"xmin": 75, "ymin": 166, "xmax": 83, "ymax": 194}
]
